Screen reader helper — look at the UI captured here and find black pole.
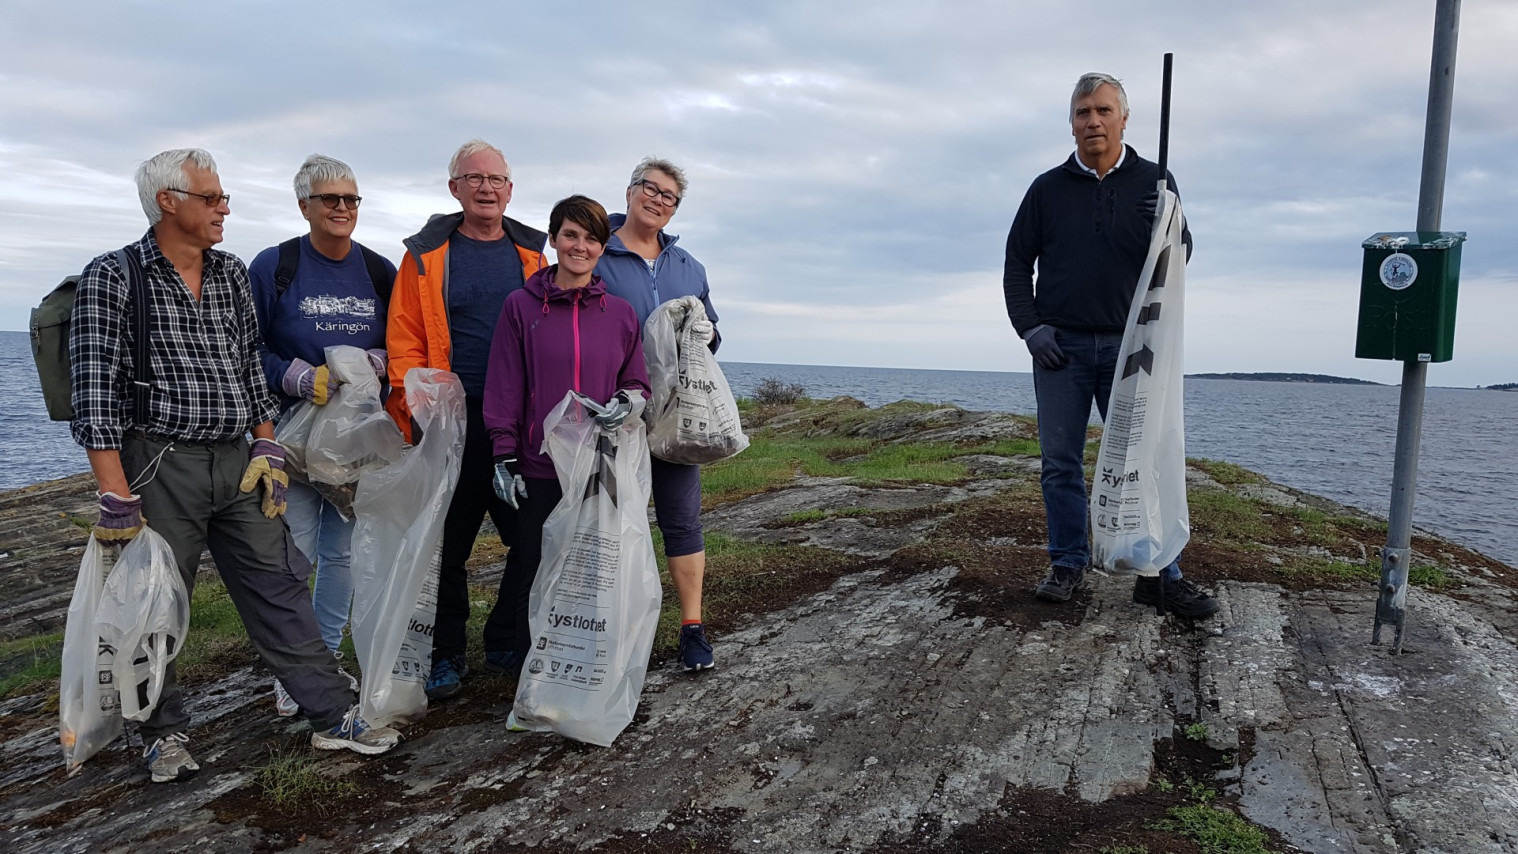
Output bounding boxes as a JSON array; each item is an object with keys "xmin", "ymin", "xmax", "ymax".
[{"xmin": 1157, "ymin": 53, "xmax": 1173, "ymax": 178}]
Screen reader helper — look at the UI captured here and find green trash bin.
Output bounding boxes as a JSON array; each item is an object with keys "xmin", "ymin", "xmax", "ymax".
[{"xmin": 1355, "ymin": 231, "xmax": 1466, "ymax": 363}]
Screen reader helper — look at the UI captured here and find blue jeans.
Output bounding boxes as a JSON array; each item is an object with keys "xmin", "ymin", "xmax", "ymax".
[
  {"xmin": 285, "ymin": 479, "xmax": 355, "ymax": 651},
  {"xmin": 1032, "ymin": 328, "xmax": 1181, "ymax": 580}
]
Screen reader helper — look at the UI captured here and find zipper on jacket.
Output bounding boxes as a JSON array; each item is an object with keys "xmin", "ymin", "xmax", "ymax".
[{"xmin": 572, "ymin": 293, "xmax": 582, "ymax": 392}]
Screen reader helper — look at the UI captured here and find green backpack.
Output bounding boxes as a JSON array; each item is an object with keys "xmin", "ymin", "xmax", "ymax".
[{"xmin": 30, "ymin": 248, "xmax": 152, "ymax": 422}]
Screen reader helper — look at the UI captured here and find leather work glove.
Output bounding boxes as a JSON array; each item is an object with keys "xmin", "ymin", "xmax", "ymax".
[
  {"xmin": 493, "ymin": 456, "xmax": 527, "ymax": 510},
  {"xmin": 238, "ymin": 438, "xmax": 289, "ymax": 518},
  {"xmin": 1024, "ymin": 325, "xmax": 1068, "ymax": 371},
  {"xmin": 94, "ymin": 492, "xmax": 144, "ymax": 544},
  {"xmin": 690, "ymin": 317, "xmax": 715, "ymax": 345},
  {"xmin": 282, "ymin": 358, "xmax": 338, "ymax": 405},
  {"xmin": 365, "ymin": 348, "xmax": 388, "ymax": 380}
]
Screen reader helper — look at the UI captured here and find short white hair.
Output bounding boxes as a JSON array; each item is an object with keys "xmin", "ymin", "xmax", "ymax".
[
  {"xmin": 1070, "ymin": 72, "xmax": 1130, "ymax": 121},
  {"xmin": 629, "ymin": 157, "xmax": 688, "ymax": 197},
  {"xmin": 135, "ymin": 148, "xmax": 218, "ymax": 225},
  {"xmin": 293, "ymin": 153, "xmax": 356, "ymax": 199},
  {"xmin": 448, "ymin": 139, "xmax": 508, "ymax": 180}
]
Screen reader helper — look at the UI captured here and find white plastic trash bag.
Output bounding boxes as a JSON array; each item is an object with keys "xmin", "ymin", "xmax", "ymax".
[
  {"xmin": 511, "ymin": 390, "xmax": 663, "ymax": 747},
  {"xmin": 349, "ymin": 367, "xmax": 466, "ymax": 727},
  {"xmin": 275, "ymin": 345, "xmax": 404, "ymax": 517},
  {"xmin": 1091, "ymin": 187, "xmax": 1190, "ymax": 576},
  {"xmin": 59, "ymin": 536, "xmax": 124, "ymax": 773},
  {"xmin": 93, "ymin": 527, "xmax": 190, "ymax": 723},
  {"xmin": 643, "ymin": 296, "xmax": 749, "ymax": 465}
]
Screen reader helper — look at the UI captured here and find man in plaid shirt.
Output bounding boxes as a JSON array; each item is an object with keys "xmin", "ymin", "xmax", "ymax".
[{"xmin": 70, "ymin": 148, "xmax": 401, "ymax": 784}]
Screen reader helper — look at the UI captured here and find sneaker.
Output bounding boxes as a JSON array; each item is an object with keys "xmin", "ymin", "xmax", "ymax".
[
  {"xmin": 1034, "ymin": 565, "xmax": 1085, "ymax": 603},
  {"xmin": 678, "ymin": 624, "xmax": 715, "ymax": 671},
  {"xmin": 424, "ymin": 656, "xmax": 467, "ymax": 700},
  {"xmin": 333, "ymin": 650, "xmax": 360, "ymax": 693},
  {"xmin": 1133, "ymin": 575, "xmax": 1220, "ymax": 620},
  {"xmin": 311, "ymin": 705, "xmax": 402, "ymax": 755},
  {"xmin": 484, "ymin": 650, "xmax": 522, "ymax": 679},
  {"xmin": 144, "ymin": 732, "xmax": 199, "ymax": 783},
  {"xmin": 272, "ymin": 678, "xmax": 299, "ymax": 717}
]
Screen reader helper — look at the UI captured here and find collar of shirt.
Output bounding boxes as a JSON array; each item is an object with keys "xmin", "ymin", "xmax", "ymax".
[{"xmin": 1074, "ymin": 145, "xmax": 1127, "ymax": 178}]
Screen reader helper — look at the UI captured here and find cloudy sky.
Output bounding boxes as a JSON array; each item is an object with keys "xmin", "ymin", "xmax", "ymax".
[{"xmin": 2, "ymin": 0, "xmax": 1514, "ymax": 387}]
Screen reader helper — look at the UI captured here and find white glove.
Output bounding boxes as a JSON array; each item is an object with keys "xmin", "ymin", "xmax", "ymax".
[{"xmin": 690, "ymin": 317, "xmax": 715, "ymax": 344}]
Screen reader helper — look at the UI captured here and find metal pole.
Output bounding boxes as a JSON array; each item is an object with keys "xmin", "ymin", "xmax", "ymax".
[
  {"xmin": 1157, "ymin": 53, "xmax": 1173, "ymax": 178},
  {"xmin": 1373, "ymin": 0, "xmax": 1460, "ymax": 653}
]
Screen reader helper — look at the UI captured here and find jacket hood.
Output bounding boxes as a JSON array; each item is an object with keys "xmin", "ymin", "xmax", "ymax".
[
  {"xmin": 604, "ymin": 213, "xmax": 681, "ymax": 257},
  {"xmin": 523, "ymin": 265, "xmax": 608, "ymax": 303},
  {"xmin": 403, "ymin": 212, "xmax": 548, "ymax": 271}
]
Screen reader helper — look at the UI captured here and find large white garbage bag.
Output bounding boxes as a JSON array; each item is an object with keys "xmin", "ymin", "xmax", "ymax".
[
  {"xmin": 643, "ymin": 296, "xmax": 749, "ymax": 465},
  {"xmin": 94, "ymin": 527, "xmax": 190, "ymax": 723},
  {"xmin": 511, "ymin": 391, "xmax": 663, "ymax": 747},
  {"xmin": 59, "ymin": 536, "xmax": 124, "ymax": 773},
  {"xmin": 1091, "ymin": 188, "xmax": 1191, "ymax": 576},
  {"xmin": 349, "ymin": 368, "xmax": 466, "ymax": 727}
]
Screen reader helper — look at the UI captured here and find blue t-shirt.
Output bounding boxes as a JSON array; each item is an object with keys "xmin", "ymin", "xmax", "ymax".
[
  {"xmin": 249, "ymin": 236, "xmax": 395, "ymax": 408},
  {"xmin": 447, "ymin": 232, "xmax": 524, "ymax": 398}
]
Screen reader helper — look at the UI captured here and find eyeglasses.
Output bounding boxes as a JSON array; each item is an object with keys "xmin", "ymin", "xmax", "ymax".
[
  {"xmin": 633, "ymin": 179, "xmax": 681, "ymax": 208},
  {"xmin": 170, "ymin": 189, "xmax": 231, "ymax": 207},
  {"xmin": 308, "ymin": 193, "xmax": 362, "ymax": 209},
  {"xmin": 454, "ymin": 173, "xmax": 510, "ymax": 189}
]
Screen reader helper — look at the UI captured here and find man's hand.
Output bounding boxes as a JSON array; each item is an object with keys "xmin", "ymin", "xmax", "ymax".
[
  {"xmin": 238, "ymin": 438, "xmax": 289, "ymax": 518},
  {"xmin": 1137, "ymin": 190, "xmax": 1159, "ymax": 224},
  {"xmin": 94, "ymin": 492, "xmax": 144, "ymax": 544},
  {"xmin": 282, "ymin": 358, "xmax": 338, "ymax": 405},
  {"xmin": 1025, "ymin": 326, "xmax": 1068, "ymax": 371},
  {"xmin": 493, "ymin": 457, "xmax": 527, "ymax": 510}
]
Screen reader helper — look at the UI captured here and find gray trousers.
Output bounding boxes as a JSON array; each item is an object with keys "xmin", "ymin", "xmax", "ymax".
[{"xmin": 121, "ymin": 433, "xmax": 354, "ymax": 739}]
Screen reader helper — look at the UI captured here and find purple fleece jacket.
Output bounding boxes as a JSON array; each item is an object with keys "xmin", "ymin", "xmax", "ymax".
[{"xmin": 482, "ymin": 266, "xmax": 651, "ymax": 480}]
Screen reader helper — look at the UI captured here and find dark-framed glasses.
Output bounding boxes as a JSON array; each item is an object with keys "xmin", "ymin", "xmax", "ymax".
[
  {"xmin": 308, "ymin": 193, "xmax": 362, "ymax": 209},
  {"xmin": 634, "ymin": 179, "xmax": 681, "ymax": 208},
  {"xmin": 171, "ymin": 188, "xmax": 231, "ymax": 206},
  {"xmin": 455, "ymin": 173, "xmax": 509, "ymax": 189}
]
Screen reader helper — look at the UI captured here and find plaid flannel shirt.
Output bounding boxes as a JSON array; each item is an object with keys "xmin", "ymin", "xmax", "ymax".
[{"xmin": 69, "ymin": 230, "xmax": 279, "ymax": 450}]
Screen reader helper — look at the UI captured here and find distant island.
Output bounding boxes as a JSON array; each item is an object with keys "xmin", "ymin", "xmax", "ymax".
[
  {"xmin": 1481, "ymin": 383, "xmax": 1518, "ymax": 392},
  {"xmin": 1187, "ymin": 372, "xmax": 1382, "ymax": 385}
]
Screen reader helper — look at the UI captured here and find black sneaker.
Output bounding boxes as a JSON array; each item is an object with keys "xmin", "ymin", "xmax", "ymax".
[
  {"xmin": 1034, "ymin": 565, "xmax": 1085, "ymax": 603},
  {"xmin": 1133, "ymin": 575, "xmax": 1220, "ymax": 619}
]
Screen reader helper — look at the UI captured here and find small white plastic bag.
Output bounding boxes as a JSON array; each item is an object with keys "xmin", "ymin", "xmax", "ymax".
[
  {"xmin": 59, "ymin": 536, "xmax": 124, "ymax": 774},
  {"xmin": 349, "ymin": 368, "xmax": 467, "ymax": 727},
  {"xmin": 643, "ymin": 297, "xmax": 749, "ymax": 465},
  {"xmin": 93, "ymin": 526, "xmax": 190, "ymax": 723},
  {"xmin": 511, "ymin": 391, "xmax": 663, "ymax": 747}
]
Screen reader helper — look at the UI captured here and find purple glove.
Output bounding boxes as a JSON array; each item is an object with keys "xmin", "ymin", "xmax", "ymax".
[
  {"xmin": 366, "ymin": 348, "xmax": 388, "ymax": 379},
  {"xmin": 238, "ymin": 438, "xmax": 289, "ymax": 518},
  {"xmin": 281, "ymin": 358, "xmax": 337, "ymax": 405},
  {"xmin": 94, "ymin": 492, "xmax": 143, "ymax": 544}
]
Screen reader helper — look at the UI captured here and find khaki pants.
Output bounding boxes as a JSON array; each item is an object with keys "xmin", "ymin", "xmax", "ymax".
[{"xmin": 121, "ymin": 433, "xmax": 354, "ymax": 739}]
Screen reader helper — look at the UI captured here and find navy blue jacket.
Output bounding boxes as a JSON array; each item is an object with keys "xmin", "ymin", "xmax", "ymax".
[
  {"xmin": 596, "ymin": 213, "xmax": 721, "ymax": 351},
  {"xmin": 1002, "ymin": 145, "xmax": 1192, "ymax": 337}
]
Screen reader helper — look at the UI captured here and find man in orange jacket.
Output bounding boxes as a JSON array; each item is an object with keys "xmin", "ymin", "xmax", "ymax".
[{"xmin": 385, "ymin": 139, "xmax": 547, "ymax": 700}]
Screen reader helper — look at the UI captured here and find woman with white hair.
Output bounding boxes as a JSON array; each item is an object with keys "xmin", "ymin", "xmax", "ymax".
[{"xmin": 249, "ymin": 154, "xmax": 397, "ymax": 715}]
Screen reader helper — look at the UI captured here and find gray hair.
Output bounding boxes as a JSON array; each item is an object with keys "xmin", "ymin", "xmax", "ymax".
[
  {"xmin": 629, "ymin": 157, "xmax": 688, "ymax": 197},
  {"xmin": 135, "ymin": 148, "xmax": 218, "ymax": 225},
  {"xmin": 448, "ymin": 139, "xmax": 508, "ymax": 180},
  {"xmin": 293, "ymin": 153, "xmax": 356, "ymax": 200},
  {"xmin": 1070, "ymin": 72, "xmax": 1130, "ymax": 121}
]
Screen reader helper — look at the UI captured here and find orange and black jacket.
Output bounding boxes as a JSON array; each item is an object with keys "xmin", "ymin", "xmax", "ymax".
[{"xmin": 384, "ymin": 212, "xmax": 547, "ymax": 441}]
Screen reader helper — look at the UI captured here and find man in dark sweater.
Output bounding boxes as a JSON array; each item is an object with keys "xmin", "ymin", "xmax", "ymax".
[{"xmin": 1002, "ymin": 72, "xmax": 1217, "ymax": 619}]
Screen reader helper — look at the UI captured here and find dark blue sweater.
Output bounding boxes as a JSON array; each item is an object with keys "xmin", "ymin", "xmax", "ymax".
[{"xmin": 1002, "ymin": 145, "xmax": 1192, "ymax": 337}]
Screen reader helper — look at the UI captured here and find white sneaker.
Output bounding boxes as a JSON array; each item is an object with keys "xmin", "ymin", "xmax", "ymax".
[
  {"xmin": 273, "ymin": 678, "xmax": 299, "ymax": 717},
  {"xmin": 144, "ymin": 732, "xmax": 200, "ymax": 783},
  {"xmin": 311, "ymin": 705, "xmax": 402, "ymax": 755}
]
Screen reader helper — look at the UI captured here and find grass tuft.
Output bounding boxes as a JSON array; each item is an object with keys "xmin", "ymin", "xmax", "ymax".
[
  {"xmin": 255, "ymin": 747, "xmax": 359, "ymax": 814},
  {"xmin": 1153, "ymin": 804, "xmax": 1270, "ymax": 854}
]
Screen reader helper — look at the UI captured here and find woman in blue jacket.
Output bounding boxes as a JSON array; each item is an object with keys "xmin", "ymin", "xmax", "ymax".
[
  {"xmin": 595, "ymin": 158, "xmax": 720, "ymax": 672},
  {"xmin": 249, "ymin": 154, "xmax": 395, "ymax": 715}
]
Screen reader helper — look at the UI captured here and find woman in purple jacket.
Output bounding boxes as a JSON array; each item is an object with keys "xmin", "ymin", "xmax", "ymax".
[{"xmin": 480, "ymin": 195, "xmax": 651, "ymax": 677}]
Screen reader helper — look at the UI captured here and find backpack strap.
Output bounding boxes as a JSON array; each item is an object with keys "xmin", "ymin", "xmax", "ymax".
[
  {"xmin": 115, "ymin": 247, "xmax": 152, "ymax": 427},
  {"xmin": 359, "ymin": 244, "xmax": 393, "ymax": 307},
  {"xmin": 274, "ymin": 237, "xmax": 302, "ymax": 298}
]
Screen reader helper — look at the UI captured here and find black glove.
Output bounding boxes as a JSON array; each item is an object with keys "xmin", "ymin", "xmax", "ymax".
[
  {"xmin": 1137, "ymin": 190, "xmax": 1159, "ymax": 224},
  {"xmin": 493, "ymin": 456, "xmax": 527, "ymax": 509},
  {"xmin": 1025, "ymin": 326, "xmax": 1068, "ymax": 371}
]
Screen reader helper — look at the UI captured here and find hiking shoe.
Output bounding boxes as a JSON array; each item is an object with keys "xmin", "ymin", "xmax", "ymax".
[
  {"xmin": 144, "ymin": 732, "xmax": 199, "ymax": 783},
  {"xmin": 424, "ymin": 656, "xmax": 467, "ymax": 700},
  {"xmin": 311, "ymin": 705, "xmax": 402, "ymax": 755},
  {"xmin": 1034, "ymin": 565, "xmax": 1085, "ymax": 603},
  {"xmin": 1133, "ymin": 575, "xmax": 1220, "ymax": 620},
  {"xmin": 484, "ymin": 650, "xmax": 522, "ymax": 679},
  {"xmin": 333, "ymin": 650, "xmax": 360, "ymax": 693},
  {"xmin": 272, "ymin": 678, "xmax": 299, "ymax": 717},
  {"xmin": 678, "ymin": 624, "xmax": 715, "ymax": 671}
]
